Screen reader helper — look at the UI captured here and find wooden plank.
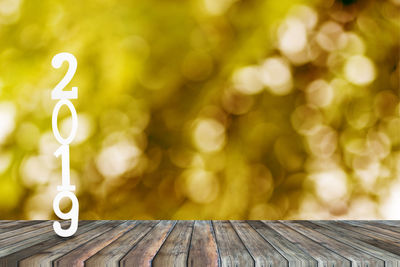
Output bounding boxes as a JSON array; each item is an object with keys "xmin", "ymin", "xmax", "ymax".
[
  {"xmin": 321, "ymin": 221, "xmax": 400, "ymax": 255},
  {"xmin": 19, "ymin": 221, "xmax": 114, "ymax": 267},
  {"xmin": 342, "ymin": 220, "xmax": 400, "ymax": 240},
  {"xmin": 266, "ymin": 221, "xmax": 350, "ymax": 267},
  {"xmin": 1, "ymin": 220, "xmax": 400, "ymax": 266},
  {"xmin": 0, "ymin": 221, "xmax": 41, "ymax": 229},
  {"xmin": 120, "ymin": 220, "xmax": 176, "ymax": 266},
  {"xmin": 0, "ymin": 220, "xmax": 42, "ymax": 227},
  {"xmin": 152, "ymin": 220, "xmax": 194, "ymax": 267},
  {"xmin": 376, "ymin": 220, "xmax": 400, "ymax": 227},
  {"xmin": 85, "ymin": 221, "xmax": 159, "ymax": 267},
  {"xmin": 282, "ymin": 221, "xmax": 385, "ymax": 267},
  {"xmin": 53, "ymin": 221, "xmax": 137, "ymax": 267},
  {"xmin": 300, "ymin": 221, "xmax": 400, "ymax": 265},
  {"xmin": 187, "ymin": 221, "xmax": 219, "ymax": 267},
  {"xmin": 212, "ymin": 220, "xmax": 254, "ymax": 266},
  {"xmin": 249, "ymin": 220, "xmax": 317, "ymax": 266},
  {"xmin": 316, "ymin": 220, "xmax": 400, "ymax": 258},
  {"xmin": 230, "ymin": 221, "xmax": 287, "ymax": 266},
  {"xmin": 316, "ymin": 220, "xmax": 400, "ymax": 262},
  {"xmin": 0, "ymin": 221, "xmax": 18, "ymax": 229},
  {"xmin": 0, "ymin": 221, "xmax": 71, "ymax": 258},
  {"xmin": 283, "ymin": 221, "xmax": 386, "ymax": 266},
  {"xmin": 362, "ymin": 220, "xmax": 400, "ymax": 234},
  {"xmin": 0, "ymin": 221, "xmax": 53, "ymax": 240},
  {"xmin": 362, "ymin": 221, "xmax": 400, "ymax": 236},
  {"xmin": 1, "ymin": 220, "xmax": 96, "ymax": 267},
  {"xmin": 0, "ymin": 221, "xmax": 43, "ymax": 234}
]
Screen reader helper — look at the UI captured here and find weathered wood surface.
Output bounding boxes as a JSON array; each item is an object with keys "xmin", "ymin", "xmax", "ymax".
[{"xmin": 0, "ymin": 220, "xmax": 399, "ymax": 266}]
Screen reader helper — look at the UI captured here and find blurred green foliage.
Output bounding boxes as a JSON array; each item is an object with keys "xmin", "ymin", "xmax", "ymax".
[{"xmin": 0, "ymin": 0, "xmax": 399, "ymax": 219}]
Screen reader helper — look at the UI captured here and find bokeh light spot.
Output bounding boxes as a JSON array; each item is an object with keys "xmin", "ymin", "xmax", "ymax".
[
  {"xmin": 306, "ymin": 79, "xmax": 334, "ymax": 107},
  {"xmin": 259, "ymin": 57, "xmax": 292, "ymax": 95},
  {"xmin": 344, "ymin": 55, "xmax": 375, "ymax": 86},
  {"xmin": 184, "ymin": 168, "xmax": 219, "ymax": 204},
  {"xmin": 278, "ymin": 18, "xmax": 307, "ymax": 54},
  {"xmin": 96, "ymin": 137, "xmax": 142, "ymax": 179},
  {"xmin": 233, "ymin": 66, "xmax": 264, "ymax": 95},
  {"xmin": 0, "ymin": 151, "xmax": 11, "ymax": 174},
  {"xmin": 316, "ymin": 21, "xmax": 347, "ymax": 52},
  {"xmin": 0, "ymin": 101, "xmax": 16, "ymax": 144},
  {"xmin": 310, "ymin": 168, "xmax": 348, "ymax": 203},
  {"xmin": 193, "ymin": 118, "xmax": 226, "ymax": 153},
  {"xmin": 288, "ymin": 5, "xmax": 318, "ymax": 30}
]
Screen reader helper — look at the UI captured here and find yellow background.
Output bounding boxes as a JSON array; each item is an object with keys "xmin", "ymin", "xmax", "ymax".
[{"xmin": 0, "ymin": 0, "xmax": 399, "ymax": 220}]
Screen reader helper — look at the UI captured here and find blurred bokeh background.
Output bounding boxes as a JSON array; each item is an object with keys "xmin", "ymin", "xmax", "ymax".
[{"xmin": 0, "ymin": 0, "xmax": 399, "ymax": 220}]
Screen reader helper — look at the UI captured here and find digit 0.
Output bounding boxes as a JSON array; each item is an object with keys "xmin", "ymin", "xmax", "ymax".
[{"xmin": 52, "ymin": 99, "xmax": 78, "ymax": 145}]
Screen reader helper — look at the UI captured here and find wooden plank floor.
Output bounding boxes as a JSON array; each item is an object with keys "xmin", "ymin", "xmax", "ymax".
[{"xmin": 0, "ymin": 220, "xmax": 399, "ymax": 266}]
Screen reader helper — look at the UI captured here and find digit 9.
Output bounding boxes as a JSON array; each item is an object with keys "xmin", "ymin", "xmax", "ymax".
[{"xmin": 53, "ymin": 190, "xmax": 79, "ymax": 237}]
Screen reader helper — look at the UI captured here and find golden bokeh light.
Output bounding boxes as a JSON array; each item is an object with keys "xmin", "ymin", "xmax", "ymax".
[
  {"xmin": 344, "ymin": 55, "xmax": 376, "ymax": 86},
  {"xmin": 259, "ymin": 57, "xmax": 293, "ymax": 95},
  {"xmin": 0, "ymin": 0, "xmax": 398, "ymax": 220}
]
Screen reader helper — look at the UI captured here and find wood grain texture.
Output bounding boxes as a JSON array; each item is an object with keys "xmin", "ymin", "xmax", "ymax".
[
  {"xmin": 268, "ymin": 221, "xmax": 350, "ymax": 267},
  {"xmin": 282, "ymin": 221, "xmax": 386, "ymax": 266},
  {"xmin": 0, "ymin": 221, "xmax": 70, "ymax": 259},
  {"xmin": 253, "ymin": 220, "xmax": 318, "ymax": 266},
  {"xmin": 231, "ymin": 220, "xmax": 287, "ymax": 266},
  {"xmin": 119, "ymin": 220, "xmax": 176, "ymax": 267},
  {"xmin": 343, "ymin": 220, "xmax": 400, "ymax": 238},
  {"xmin": 1, "ymin": 220, "xmax": 93, "ymax": 267},
  {"xmin": 152, "ymin": 220, "xmax": 193, "ymax": 267},
  {"xmin": 361, "ymin": 220, "xmax": 400, "ymax": 234},
  {"xmin": 54, "ymin": 221, "xmax": 136, "ymax": 267},
  {"xmin": 0, "ymin": 221, "xmax": 42, "ymax": 234},
  {"xmin": 187, "ymin": 220, "xmax": 219, "ymax": 267},
  {"xmin": 213, "ymin": 220, "xmax": 254, "ymax": 266},
  {"xmin": 0, "ymin": 220, "xmax": 399, "ymax": 266},
  {"xmin": 85, "ymin": 221, "xmax": 158, "ymax": 267},
  {"xmin": 0, "ymin": 221, "xmax": 52, "ymax": 240},
  {"xmin": 18, "ymin": 221, "xmax": 108, "ymax": 267},
  {"xmin": 313, "ymin": 220, "xmax": 400, "ymax": 264},
  {"xmin": 378, "ymin": 221, "xmax": 400, "ymax": 227},
  {"xmin": 329, "ymin": 220, "xmax": 400, "ymax": 255}
]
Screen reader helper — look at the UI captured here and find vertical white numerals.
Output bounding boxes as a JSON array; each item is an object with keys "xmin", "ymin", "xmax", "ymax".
[{"xmin": 51, "ymin": 52, "xmax": 79, "ymax": 237}]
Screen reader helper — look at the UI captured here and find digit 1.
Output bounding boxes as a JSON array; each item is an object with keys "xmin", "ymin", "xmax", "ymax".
[{"xmin": 54, "ymin": 145, "xmax": 75, "ymax": 192}]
